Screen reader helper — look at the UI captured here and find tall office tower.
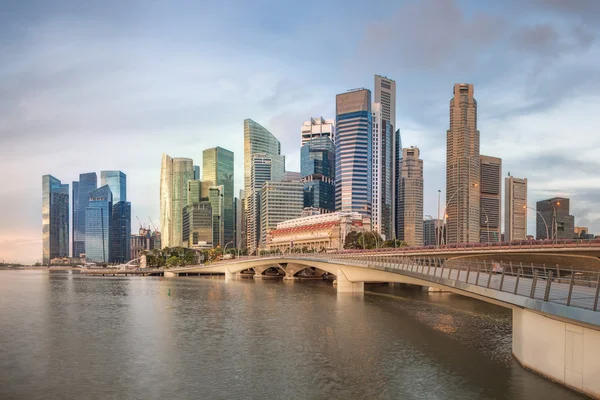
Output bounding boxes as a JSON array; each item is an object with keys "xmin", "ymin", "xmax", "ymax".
[
  {"xmin": 536, "ymin": 197, "xmax": 575, "ymax": 240},
  {"xmin": 233, "ymin": 197, "xmax": 239, "ymax": 247},
  {"xmin": 335, "ymin": 89, "xmax": 372, "ymax": 218},
  {"xmin": 203, "ymin": 147, "xmax": 234, "ymax": 247},
  {"xmin": 397, "ymin": 147, "xmax": 424, "ymax": 246},
  {"xmin": 182, "ymin": 201, "xmax": 213, "ymax": 248},
  {"xmin": 187, "ymin": 180, "xmax": 202, "ymax": 205},
  {"xmin": 110, "ymin": 201, "xmax": 131, "ymax": 263},
  {"xmin": 42, "ymin": 175, "xmax": 69, "ymax": 264},
  {"xmin": 239, "ymin": 190, "xmax": 246, "ymax": 250},
  {"xmin": 160, "ymin": 154, "xmax": 194, "ymax": 248},
  {"xmin": 423, "ymin": 219, "xmax": 444, "ymax": 246},
  {"xmin": 193, "ymin": 165, "xmax": 200, "ymax": 180},
  {"xmin": 301, "ymin": 137, "xmax": 336, "ymax": 213},
  {"xmin": 394, "ymin": 129, "xmax": 402, "ymax": 239},
  {"xmin": 446, "ymin": 83, "xmax": 480, "ymax": 244},
  {"xmin": 374, "ymin": 75, "xmax": 397, "ymax": 239},
  {"xmin": 505, "ymin": 175, "xmax": 527, "ymax": 241},
  {"xmin": 479, "ymin": 156, "xmax": 502, "ymax": 242},
  {"xmin": 259, "ymin": 181, "xmax": 304, "ymax": 248},
  {"xmin": 85, "ymin": 185, "xmax": 113, "ymax": 263},
  {"xmin": 244, "ymin": 119, "xmax": 285, "ymax": 254},
  {"xmin": 208, "ymin": 185, "xmax": 225, "ymax": 247},
  {"xmin": 72, "ymin": 172, "xmax": 97, "ymax": 258},
  {"xmin": 371, "ymin": 102, "xmax": 393, "ymax": 240},
  {"xmin": 284, "ymin": 171, "xmax": 301, "ymax": 181},
  {"xmin": 301, "ymin": 117, "xmax": 335, "ymax": 146},
  {"xmin": 101, "ymin": 171, "xmax": 126, "ymax": 203}
]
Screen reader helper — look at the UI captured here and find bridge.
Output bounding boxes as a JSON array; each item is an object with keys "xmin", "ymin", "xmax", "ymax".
[{"xmin": 167, "ymin": 253, "xmax": 600, "ymax": 398}]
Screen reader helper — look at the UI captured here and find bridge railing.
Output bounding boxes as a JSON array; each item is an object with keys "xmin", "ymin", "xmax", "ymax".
[{"xmin": 289, "ymin": 253, "xmax": 600, "ymax": 312}]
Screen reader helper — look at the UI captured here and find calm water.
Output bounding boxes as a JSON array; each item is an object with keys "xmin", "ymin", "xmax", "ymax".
[{"xmin": 0, "ymin": 270, "xmax": 584, "ymax": 400}]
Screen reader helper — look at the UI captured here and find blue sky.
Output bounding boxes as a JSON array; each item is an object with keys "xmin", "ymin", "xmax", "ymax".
[{"xmin": 2, "ymin": 0, "xmax": 600, "ymax": 263}]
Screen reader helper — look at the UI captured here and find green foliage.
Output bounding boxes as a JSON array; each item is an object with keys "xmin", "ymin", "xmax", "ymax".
[
  {"xmin": 382, "ymin": 239, "xmax": 408, "ymax": 248},
  {"xmin": 166, "ymin": 256, "xmax": 181, "ymax": 267},
  {"xmin": 344, "ymin": 231, "xmax": 383, "ymax": 250}
]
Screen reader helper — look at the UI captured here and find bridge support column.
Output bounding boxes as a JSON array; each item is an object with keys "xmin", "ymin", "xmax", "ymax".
[
  {"xmin": 225, "ymin": 268, "xmax": 235, "ymax": 281},
  {"xmin": 512, "ymin": 308, "xmax": 600, "ymax": 398},
  {"xmin": 164, "ymin": 271, "xmax": 177, "ymax": 278},
  {"xmin": 335, "ymin": 269, "xmax": 364, "ymax": 293}
]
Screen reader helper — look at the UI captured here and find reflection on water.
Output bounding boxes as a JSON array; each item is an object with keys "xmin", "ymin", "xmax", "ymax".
[{"xmin": 0, "ymin": 271, "xmax": 584, "ymax": 400}]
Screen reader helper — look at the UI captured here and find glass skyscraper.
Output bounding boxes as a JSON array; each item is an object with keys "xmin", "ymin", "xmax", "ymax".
[
  {"xmin": 72, "ymin": 172, "xmax": 97, "ymax": 258},
  {"xmin": 301, "ymin": 137, "xmax": 335, "ymax": 213},
  {"xmin": 160, "ymin": 154, "xmax": 194, "ymax": 248},
  {"xmin": 335, "ymin": 89, "xmax": 372, "ymax": 217},
  {"xmin": 85, "ymin": 185, "xmax": 113, "ymax": 263},
  {"xmin": 111, "ymin": 201, "xmax": 131, "ymax": 263},
  {"xmin": 203, "ymin": 147, "xmax": 234, "ymax": 247},
  {"xmin": 101, "ymin": 170, "xmax": 126, "ymax": 203},
  {"xmin": 243, "ymin": 119, "xmax": 285, "ymax": 254},
  {"xmin": 208, "ymin": 185, "xmax": 224, "ymax": 247},
  {"xmin": 42, "ymin": 175, "xmax": 69, "ymax": 264}
]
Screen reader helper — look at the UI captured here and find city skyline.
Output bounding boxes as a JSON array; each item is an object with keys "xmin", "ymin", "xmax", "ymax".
[{"xmin": 3, "ymin": 0, "xmax": 600, "ymax": 263}]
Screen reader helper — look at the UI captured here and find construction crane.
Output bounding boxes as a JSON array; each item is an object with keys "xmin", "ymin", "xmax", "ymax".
[
  {"xmin": 149, "ymin": 217, "xmax": 159, "ymax": 233},
  {"xmin": 136, "ymin": 216, "xmax": 146, "ymax": 231}
]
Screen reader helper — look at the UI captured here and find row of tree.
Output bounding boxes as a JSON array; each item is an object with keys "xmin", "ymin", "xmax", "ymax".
[{"xmin": 343, "ymin": 231, "xmax": 408, "ymax": 250}]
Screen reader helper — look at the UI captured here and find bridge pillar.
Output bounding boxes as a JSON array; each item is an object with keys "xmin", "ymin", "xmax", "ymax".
[
  {"xmin": 335, "ymin": 268, "xmax": 364, "ymax": 293},
  {"xmin": 164, "ymin": 271, "xmax": 177, "ymax": 278},
  {"xmin": 225, "ymin": 268, "xmax": 235, "ymax": 281},
  {"xmin": 512, "ymin": 308, "xmax": 600, "ymax": 398}
]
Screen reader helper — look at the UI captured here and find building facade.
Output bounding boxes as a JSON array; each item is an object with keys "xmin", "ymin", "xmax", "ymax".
[
  {"xmin": 301, "ymin": 117, "xmax": 335, "ymax": 146},
  {"xmin": 85, "ymin": 185, "xmax": 113, "ymax": 263},
  {"xmin": 394, "ymin": 129, "xmax": 402, "ymax": 239},
  {"xmin": 505, "ymin": 176, "xmax": 527, "ymax": 241},
  {"xmin": 72, "ymin": 172, "xmax": 97, "ymax": 258},
  {"xmin": 266, "ymin": 212, "xmax": 368, "ymax": 252},
  {"xmin": 42, "ymin": 175, "xmax": 69, "ymax": 264},
  {"xmin": 244, "ymin": 119, "xmax": 285, "ymax": 254},
  {"xmin": 446, "ymin": 83, "xmax": 480, "ymax": 244},
  {"xmin": 130, "ymin": 228, "xmax": 160, "ymax": 261},
  {"xmin": 208, "ymin": 185, "xmax": 224, "ymax": 247},
  {"xmin": 259, "ymin": 180, "xmax": 304, "ymax": 248},
  {"xmin": 371, "ymin": 102, "xmax": 393, "ymax": 240},
  {"xmin": 182, "ymin": 201, "xmax": 213, "ymax": 248},
  {"xmin": 335, "ymin": 89, "xmax": 372, "ymax": 218},
  {"xmin": 110, "ymin": 201, "xmax": 131, "ymax": 263},
  {"xmin": 479, "ymin": 155, "xmax": 502, "ymax": 242},
  {"xmin": 536, "ymin": 197, "xmax": 575, "ymax": 240},
  {"xmin": 397, "ymin": 147, "xmax": 424, "ymax": 246},
  {"xmin": 301, "ymin": 137, "xmax": 336, "ymax": 213},
  {"xmin": 160, "ymin": 154, "xmax": 194, "ymax": 248},
  {"xmin": 423, "ymin": 219, "xmax": 445, "ymax": 247},
  {"xmin": 101, "ymin": 170, "xmax": 126, "ymax": 203},
  {"xmin": 203, "ymin": 147, "xmax": 234, "ymax": 247}
]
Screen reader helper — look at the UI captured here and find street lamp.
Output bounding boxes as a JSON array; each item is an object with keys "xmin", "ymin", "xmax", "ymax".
[
  {"xmin": 524, "ymin": 206, "xmax": 549, "ymax": 240},
  {"xmin": 480, "ymin": 207, "xmax": 490, "ymax": 244},
  {"xmin": 223, "ymin": 241, "xmax": 233, "ymax": 256}
]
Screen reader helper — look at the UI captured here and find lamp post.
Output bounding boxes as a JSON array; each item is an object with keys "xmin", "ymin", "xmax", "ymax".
[
  {"xmin": 223, "ymin": 241, "xmax": 233, "ymax": 257},
  {"xmin": 441, "ymin": 183, "xmax": 479, "ymax": 246},
  {"xmin": 437, "ymin": 189, "xmax": 441, "ymax": 247},
  {"xmin": 524, "ymin": 206, "xmax": 549, "ymax": 240},
  {"xmin": 547, "ymin": 200, "xmax": 561, "ymax": 243},
  {"xmin": 480, "ymin": 207, "xmax": 490, "ymax": 244}
]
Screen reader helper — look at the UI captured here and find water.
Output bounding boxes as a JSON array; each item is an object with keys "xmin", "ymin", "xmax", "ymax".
[{"xmin": 0, "ymin": 270, "xmax": 584, "ymax": 400}]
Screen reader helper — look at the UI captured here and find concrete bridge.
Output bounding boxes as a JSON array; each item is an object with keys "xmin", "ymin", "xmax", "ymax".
[{"xmin": 167, "ymin": 253, "xmax": 600, "ymax": 398}]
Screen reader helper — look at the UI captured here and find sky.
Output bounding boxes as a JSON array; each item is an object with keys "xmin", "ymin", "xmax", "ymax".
[{"xmin": 1, "ymin": 0, "xmax": 600, "ymax": 264}]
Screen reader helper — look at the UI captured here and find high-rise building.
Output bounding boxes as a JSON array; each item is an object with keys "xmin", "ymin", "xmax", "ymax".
[
  {"xmin": 284, "ymin": 171, "xmax": 301, "ymax": 181},
  {"xmin": 301, "ymin": 117, "xmax": 335, "ymax": 146},
  {"xmin": 505, "ymin": 175, "xmax": 527, "ymax": 241},
  {"xmin": 182, "ymin": 201, "xmax": 213, "ymax": 248},
  {"xmin": 446, "ymin": 83, "xmax": 480, "ymax": 244},
  {"xmin": 423, "ymin": 219, "xmax": 444, "ymax": 247},
  {"xmin": 208, "ymin": 185, "xmax": 224, "ymax": 247},
  {"xmin": 335, "ymin": 89, "xmax": 372, "ymax": 218},
  {"xmin": 394, "ymin": 129, "xmax": 402, "ymax": 239},
  {"xmin": 233, "ymin": 197, "xmax": 239, "ymax": 247},
  {"xmin": 480, "ymin": 156, "xmax": 502, "ymax": 243},
  {"xmin": 397, "ymin": 147, "xmax": 423, "ymax": 246},
  {"xmin": 244, "ymin": 119, "xmax": 285, "ymax": 254},
  {"xmin": 536, "ymin": 197, "xmax": 575, "ymax": 240},
  {"xmin": 160, "ymin": 154, "xmax": 194, "ymax": 248},
  {"xmin": 101, "ymin": 171, "xmax": 126, "ymax": 203},
  {"xmin": 72, "ymin": 172, "xmax": 97, "ymax": 258},
  {"xmin": 238, "ymin": 189, "xmax": 245, "ymax": 249},
  {"xmin": 260, "ymin": 180, "xmax": 304, "ymax": 248},
  {"xmin": 194, "ymin": 165, "xmax": 200, "ymax": 180},
  {"xmin": 301, "ymin": 137, "xmax": 336, "ymax": 214},
  {"xmin": 371, "ymin": 102, "xmax": 393, "ymax": 240},
  {"xmin": 42, "ymin": 175, "xmax": 69, "ymax": 264},
  {"xmin": 111, "ymin": 201, "xmax": 131, "ymax": 263},
  {"xmin": 85, "ymin": 185, "xmax": 112, "ymax": 263},
  {"xmin": 203, "ymin": 147, "xmax": 234, "ymax": 247}
]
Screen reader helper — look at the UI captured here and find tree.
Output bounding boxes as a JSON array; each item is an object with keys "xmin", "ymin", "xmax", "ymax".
[
  {"xmin": 166, "ymin": 256, "xmax": 181, "ymax": 267},
  {"xmin": 382, "ymin": 239, "xmax": 408, "ymax": 248},
  {"xmin": 344, "ymin": 231, "xmax": 362, "ymax": 249}
]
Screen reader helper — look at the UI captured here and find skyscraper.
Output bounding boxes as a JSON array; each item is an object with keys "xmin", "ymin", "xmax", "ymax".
[
  {"xmin": 505, "ymin": 175, "xmax": 527, "ymax": 241},
  {"xmin": 160, "ymin": 154, "xmax": 194, "ymax": 248},
  {"xmin": 335, "ymin": 89, "xmax": 372, "ymax": 218},
  {"xmin": 244, "ymin": 119, "xmax": 285, "ymax": 254},
  {"xmin": 101, "ymin": 171, "xmax": 126, "ymax": 203},
  {"xmin": 193, "ymin": 165, "xmax": 200, "ymax": 180},
  {"xmin": 42, "ymin": 175, "xmax": 69, "ymax": 264},
  {"xmin": 536, "ymin": 197, "xmax": 574, "ymax": 240},
  {"xmin": 397, "ymin": 147, "xmax": 424, "ymax": 246},
  {"xmin": 480, "ymin": 155, "xmax": 502, "ymax": 242},
  {"xmin": 182, "ymin": 201, "xmax": 213, "ymax": 248},
  {"xmin": 72, "ymin": 172, "xmax": 97, "ymax": 258},
  {"xmin": 111, "ymin": 201, "xmax": 131, "ymax": 263},
  {"xmin": 85, "ymin": 185, "xmax": 112, "ymax": 263},
  {"xmin": 260, "ymin": 180, "xmax": 304, "ymax": 248},
  {"xmin": 301, "ymin": 117, "xmax": 335, "ymax": 146},
  {"xmin": 208, "ymin": 185, "xmax": 225, "ymax": 247},
  {"xmin": 203, "ymin": 147, "xmax": 235, "ymax": 247},
  {"xmin": 371, "ymin": 102, "xmax": 393, "ymax": 240},
  {"xmin": 394, "ymin": 129, "xmax": 402, "ymax": 239},
  {"xmin": 446, "ymin": 83, "xmax": 480, "ymax": 244},
  {"xmin": 301, "ymin": 137, "xmax": 336, "ymax": 213}
]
